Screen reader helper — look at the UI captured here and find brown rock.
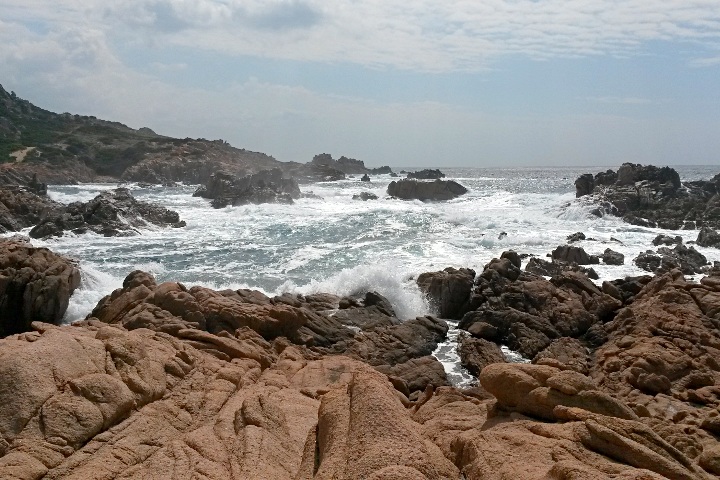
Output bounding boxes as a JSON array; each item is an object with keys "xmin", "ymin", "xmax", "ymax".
[{"xmin": 0, "ymin": 238, "xmax": 81, "ymax": 336}]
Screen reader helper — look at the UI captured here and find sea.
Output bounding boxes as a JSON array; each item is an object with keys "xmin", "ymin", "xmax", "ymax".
[{"xmin": 24, "ymin": 165, "xmax": 720, "ymax": 386}]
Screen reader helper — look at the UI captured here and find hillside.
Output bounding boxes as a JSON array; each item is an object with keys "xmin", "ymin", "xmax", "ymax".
[{"xmin": 0, "ymin": 84, "xmax": 331, "ymax": 185}]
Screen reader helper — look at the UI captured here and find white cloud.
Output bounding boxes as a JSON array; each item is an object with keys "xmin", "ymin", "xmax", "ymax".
[{"xmin": 4, "ymin": 0, "xmax": 720, "ymax": 71}]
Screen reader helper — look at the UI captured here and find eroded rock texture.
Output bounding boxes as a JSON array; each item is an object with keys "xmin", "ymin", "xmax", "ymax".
[{"xmin": 0, "ymin": 237, "xmax": 81, "ymax": 336}]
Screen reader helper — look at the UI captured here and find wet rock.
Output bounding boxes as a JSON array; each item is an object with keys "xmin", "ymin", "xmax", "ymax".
[
  {"xmin": 551, "ymin": 245, "xmax": 599, "ymax": 265},
  {"xmin": 417, "ymin": 267, "xmax": 475, "ymax": 319},
  {"xmin": 352, "ymin": 192, "xmax": 378, "ymax": 201},
  {"xmin": 653, "ymin": 234, "xmax": 683, "ymax": 246},
  {"xmin": 193, "ymin": 168, "xmax": 301, "ymax": 208},
  {"xmin": 0, "ymin": 186, "xmax": 63, "ymax": 233},
  {"xmin": 457, "ymin": 334, "xmax": 506, "ymax": 377},
  {"xmin": 634, "ymin": 244, "xmax": 708, "ymax": 275},
  {"xmin": 360, "ymin": 173, "xmax": 370, "ymax": 182},
  {"xmin": 407, "ymin": 169, "xmax": 445, "ymax": 179},
  {"xmin": 601, "ymin": 248, "xmax": 624, "ymax": 265},
  {"xmin": 29, "ymin": 188, "xmax": 185, "ymax": 238},
  {"xmin": 697, "ymin": 226, "xmax": 720, "ymax": 248},
  {"xmin": 566, "ymin": 232, "xmax": 586, "ymax": 243},
  {"xmin": 0, "ymin": 238, "xmax": 81, "ymax": 336},
  {"xmin": 387, "ymin": 179, "xmax": 468, "ymax": 201},
  {"xmin": 575, "ymin": 164, "xmax": 720, "ymax": 229},
  {"xmin": 525, "ymin": 257, "xmax": 599, "ymax": 280}
]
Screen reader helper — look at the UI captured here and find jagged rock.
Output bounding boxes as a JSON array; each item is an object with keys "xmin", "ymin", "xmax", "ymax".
[
  {"xmin": 593, "ymin": 270, "xmax": 720, "ymax": 426},
  {"xmin": 698, "ymin": 226, "xmax": 720, "ymax": 248},
  {"xmin": 457, "ymin": 334, "xmax": 506, "ymax": 377},
  {"xmin": 575, "ymin": 164, "xmax": 720, "ymax": 229},
  {"xmin": 525, "ymin": 257, "xmax": 599, "ymax": 280},
  {"xmin": 601, "ymin": 248, "xmax": 625, "ymax": 265},
  {"xmin": 634, "ymin": 244, "xmax": 708, "ymax": 275},
  {"xmin": 0, "ymin": 186, "xmax": 63, "ymax": 233},
  {"xmin": 551, "ymin": 245, "xmax": 599, "ymax": 265},
  {"xmin": 360, "ymin": 174, "xmax": 370, "ymax": 182},
  {"xmin": 29, "ymin": 188, "xmax": 184, "ymax": 238},
  {"xmin": 481, "ymin": 363, "xmax": 637, "ymax": 421},
  {"xmin": 417, "ymin": 267, "xmax": 475, "ymax": 319},
  {"xmin": 0, "ymin": 238, "xmax": 81, "ymax": 336},
  {"xmin": 407, "ymin": 169, "xmax": 445, "ymax": 179},
  {"xmin": 193, "ymin": 169, "xmax": 301, "ymax": 208},
  {"xmin": 461, "ymin": 259, "xmax": 621, "ymax": 358},
  {"xmin": 352, "ymin": 192, "xmax": 378, "ymax": 201},
  {"xmin": 533, "ymin": 337, "xmax": 591, "ymax": 374},
  {"xmin": 653, "ymin": 234, "xmax": 683, "ymax": 246},
  {"xmin": 387, "ymin": 179, "xmax": 468, "ymax": 201},
  {"xmin": 566, "ymin": 232, "xmax": 586, "ymax": 243},
  {"xmin": 296, "ymin": 369, "xmax": 459, "ymax": 479}
]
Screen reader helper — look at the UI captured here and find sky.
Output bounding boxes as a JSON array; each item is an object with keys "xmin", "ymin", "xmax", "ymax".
[{"xmin": 2, "ymin": 1, "xmax": 720, "ymax": 168}]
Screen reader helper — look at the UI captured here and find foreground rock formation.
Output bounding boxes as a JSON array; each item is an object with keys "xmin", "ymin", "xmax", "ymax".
[
  {"xmin": 3, "ymin": 240, "xmax": 720, "ymax": 478},
  {"xmin": 0, "ymin": 237, "xmax": 80, "ymax": 336},
  {"xmin": 575, "ymin": 163, "xmax": 720, "ymax": 229},
  {"xmin": 388, "ymin": 178, "xmax": 468, "ymax": 201}
]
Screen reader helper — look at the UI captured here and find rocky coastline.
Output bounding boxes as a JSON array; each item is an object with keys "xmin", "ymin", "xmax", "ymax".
[
  {"xmin": 575, "ymin": 162, "xmax": 720, "ymax": 230},
  {"xmin": 3, "ymin": 233, "xmax": 720, "ymax": 478}
]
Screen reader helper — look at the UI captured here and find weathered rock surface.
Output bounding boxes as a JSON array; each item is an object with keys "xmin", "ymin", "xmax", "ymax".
[
  {"xmin": 457, "ymin": 334, "xmax": 505, "ymax": 376},
  {"xmin": 0, "ymin": 186, "xmax": 62, "ymax": 233},
  {"xmin": 452, "ymin": 255, "xmax": 622, "ymax": 359},
  {"xmin": 352, "ymin": 191, "xmax": 378, "ymax": 201},
  {"xmin": 576, "ymin": 163, "xmax": 720, "ymax": 229},
  {"xmin": 634, "ymin": 242, "xmax": 709, "ymax": 275},
  {"xmin": 0, "ymin": 238, "xmax": 81, "ymax": 336},
  {"xmin": 417, "ymin": 267, "xmax": 475, "ymax": 319},
  {"xmin": 525, "ymin": 256, "xmax": 599, "ymax": 279},
  {"xmin": 193, "ymin": 168, "xmax": 301, "ymax": 208},
  {"xmin": 29, "ymin": 187, "xmax": 185, "ymax": 238},
  {"xmin": 698, "ymin": 227, "xmax": 720, "ymax": 248},
  {"xmin": 551, "ymin": 245, "xmax": 599, "ymax": 265},
  {"xmin": 407, "ymin": 169, "xmax": 446, "ymax": 179},
  {"xmin": 602, "ymin": 248, "xmax": 625, "ymax": 265},
  {"xmin": 2, "ymin": 250, "xmax": 720, "ymax": 478},
  {"xmin": 387, "ymin": 178, "xmax": 468, "ymax": 201}
]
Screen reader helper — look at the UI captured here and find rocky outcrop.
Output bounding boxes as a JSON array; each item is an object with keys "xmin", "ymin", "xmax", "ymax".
[
  {"xmin": 576, "ymin": 163, "xmax": 720, "ymax": 229},
  {"xmin": 551, "ymin": 245, "xmax": 599, "ymax": 265},
  {"xmin": 698, "ymin": 226, "xmax": 720, "ymax": 248},
  {"xmin": 0, "ymin": 238, "xmax": 81, "ymax": 336},
  {"xmin": 417, "ymin": 267, "xmax": 475, "ymax": 319},
  {"xmin": 634, "ymin": 242, "xmax": 709, "ymax": 274},
  {"xmin": 525, "ymin": 256, "xmax": 599, "ymax": 280},
  {"xmin": 387, "ymin": 178, "xmax": 468, "ymax": 201},
  {"xmin": 310, "ymin": 153, "xmax": 393, "ymax": 176},
  {"xmin": 29, "ymin": 188, "xmax": 185, "ymax": 238},
  {"xmin": 448, "ymin": 254, "xmax": 622, "ymax": 359},
  {"xmin": 88, "ymin": 271, "xmax": 448, "ymax": 393},
  {"xmin": 407, "ymin": 169, "xmax": 445, "ymax": 179},
  {"xmin": 601, "ymin": 248, "xmax": 625, "ymax": 265},
  {"xmin": 193, "ymin": 169, "xmax": 301, "ymax": 208},
  {"xmin": 352, "ymin": 192, "xmax": 378, "ymax": 201},
  {"xmin": 2, "ymin": 240, "xmax": 720, "ymax": 477},
  {"xmin": 0, "ymin": 186, "xmax": 62, "ymax": 233},
  {"xmin": 457, "ymin": 334, "xmax": 506, "ymax": 376}
]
